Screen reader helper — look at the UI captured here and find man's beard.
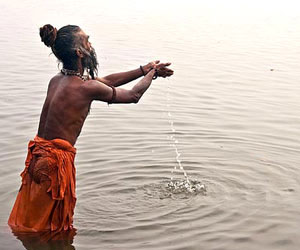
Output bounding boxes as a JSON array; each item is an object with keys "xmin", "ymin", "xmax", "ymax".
[{"xmin": 82, "ymin": 46, "xmax": 98, "ymax": 79}]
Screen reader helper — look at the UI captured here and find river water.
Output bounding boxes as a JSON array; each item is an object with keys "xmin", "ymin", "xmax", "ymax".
[{"xmin": 0, "ymin": 0, "xmax": 300, "ymax": 249}]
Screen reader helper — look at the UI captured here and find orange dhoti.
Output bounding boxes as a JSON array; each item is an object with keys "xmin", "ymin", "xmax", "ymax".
[{"xmin": 8, "ymin": 136, "xmax": 77, "ymax": 232}]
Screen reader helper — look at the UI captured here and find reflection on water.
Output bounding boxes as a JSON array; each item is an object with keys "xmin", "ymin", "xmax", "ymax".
[{"xmin": 12, "ymin": 229, "xmax": 76, "ymax": 250}]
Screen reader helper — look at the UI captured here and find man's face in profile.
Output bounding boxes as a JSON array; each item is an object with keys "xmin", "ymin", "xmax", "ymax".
[{"xmin": 79, "ymin": 30, "xmax": 98, "ymax": 79}]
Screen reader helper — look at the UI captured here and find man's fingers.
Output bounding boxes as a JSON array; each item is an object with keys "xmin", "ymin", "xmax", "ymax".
[
  {"xmin": 157, "ymin": 68, "xmax": 174, "ymax": 77},
  {"xmin": 155, "ymin": 61, "xmax": 174, "ymax": 78},
  {"xmin": 157, "ymin": 62, "xmax": 171, "ymax": 68}
]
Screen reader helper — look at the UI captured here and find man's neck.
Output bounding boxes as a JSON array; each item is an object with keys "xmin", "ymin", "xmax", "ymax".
[{"xmin": 63, "ymin": 59, "xmax": 84, "ymax": 75}]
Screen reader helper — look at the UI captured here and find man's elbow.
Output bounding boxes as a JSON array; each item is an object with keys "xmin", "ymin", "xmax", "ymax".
[{"xmin": 130, "ymin": 91, "xmax": 141, "ymax": 104}]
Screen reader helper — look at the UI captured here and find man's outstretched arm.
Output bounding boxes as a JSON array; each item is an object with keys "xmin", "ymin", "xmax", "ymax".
[
  {"xmin": 85, "ymin": 69, "xmax": 157, "ymax": 104},
  {"xmin": 97, "ymin": 61, "xmax": 173, "ymax": 87}
]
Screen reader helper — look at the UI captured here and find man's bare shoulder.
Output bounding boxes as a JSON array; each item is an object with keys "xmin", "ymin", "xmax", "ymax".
[
  {"xmin": 46, "ymin": 73, "xmax": 62, "ymax": 93},
  {"xmin": 49, "ymin": 73, "xmax": 63, "ymax": 83},
  {"xmin": 82, "ymin": 79, "xmax": 109, "ymax": 90},
  {"xmin": 82, "ymin": 79, "xmax": 113, "ymax": 101}
]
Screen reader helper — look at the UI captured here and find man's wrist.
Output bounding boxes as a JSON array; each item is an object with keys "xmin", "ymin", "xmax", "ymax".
[
  {"xmin": 143, "ymin": 64, "xmax": 153, "ymax": 75},
  {"xmin": 140, "ymin": 65, "xmax": 146, "ymax": 76}
]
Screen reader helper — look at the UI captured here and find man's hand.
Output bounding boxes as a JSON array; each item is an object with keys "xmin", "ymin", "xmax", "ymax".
[
  {"xmin": 154, "ymin": 62, "xmax": 173, "ymax": 78},
  {"xmin": 143, "ymin": 60, "xmax": 160, "ymax": 74},
  {"xmin": 143, "ymin": 61, "xmax": 174, "ymax": 78}
]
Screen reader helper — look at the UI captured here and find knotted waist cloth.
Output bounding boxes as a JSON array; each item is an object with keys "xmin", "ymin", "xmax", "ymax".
[{"xmin": 8, "ymin": 136, "xmax": 76, "ymax": 232}]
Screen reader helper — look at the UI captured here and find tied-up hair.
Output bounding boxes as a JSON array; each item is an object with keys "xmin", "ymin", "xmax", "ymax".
[{"xmin": 39, "ymin": 24, "xmax": 98, "ymax": 79}]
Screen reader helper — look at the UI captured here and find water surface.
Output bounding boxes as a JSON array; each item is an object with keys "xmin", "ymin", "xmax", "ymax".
[{"xmin": 1, "ymin": 0, "xmax": 300, "ymax": 249}]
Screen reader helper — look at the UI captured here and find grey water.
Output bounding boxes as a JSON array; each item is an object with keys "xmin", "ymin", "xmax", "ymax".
[{"xmin": 1, "ymin": 0, "xmax": 300, "ymax": 249}]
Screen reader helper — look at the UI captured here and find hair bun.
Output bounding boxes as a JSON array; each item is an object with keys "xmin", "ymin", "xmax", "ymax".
[{"xmin": 39, "ymin": 24, "xmax": 57, "ymax": 47}]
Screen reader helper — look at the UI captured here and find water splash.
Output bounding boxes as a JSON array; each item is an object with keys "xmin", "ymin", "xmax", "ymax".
[
  {"xmin": 166, "ymin": 179, "xmax": 206, "ymax": 194},
  {"xmin": 166, "ymin": 83, "xmax": 190, "ymax": 183},
  {"xmin": 165, "ymin": 80, "xmax": 206, "ymax": 194}
]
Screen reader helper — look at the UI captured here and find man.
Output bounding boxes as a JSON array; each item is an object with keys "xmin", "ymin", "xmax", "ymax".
[{"xmin": 8, "ymin": 24, "xmax": 173, "ymax": 232}]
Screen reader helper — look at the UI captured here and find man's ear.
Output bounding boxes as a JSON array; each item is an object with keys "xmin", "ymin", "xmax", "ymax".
[{"xmin": 76, "ymin": 48, "xmax": 84, "ymax": 58}]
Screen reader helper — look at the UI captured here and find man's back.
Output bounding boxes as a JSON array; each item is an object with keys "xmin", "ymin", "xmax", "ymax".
[{"xmin": 37, "ymin": 74, "xmax": 92, "ymax": 146}]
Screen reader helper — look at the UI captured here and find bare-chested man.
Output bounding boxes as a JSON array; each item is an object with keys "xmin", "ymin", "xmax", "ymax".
[{"xmin": 8, "ymin": 24, "xmax": 173, "ymax": 233}]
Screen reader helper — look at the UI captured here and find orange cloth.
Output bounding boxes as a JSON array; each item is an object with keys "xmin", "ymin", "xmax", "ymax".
[{"xmin": 8, "ymin": 136, "xmax": 77, "ymax": 232}]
